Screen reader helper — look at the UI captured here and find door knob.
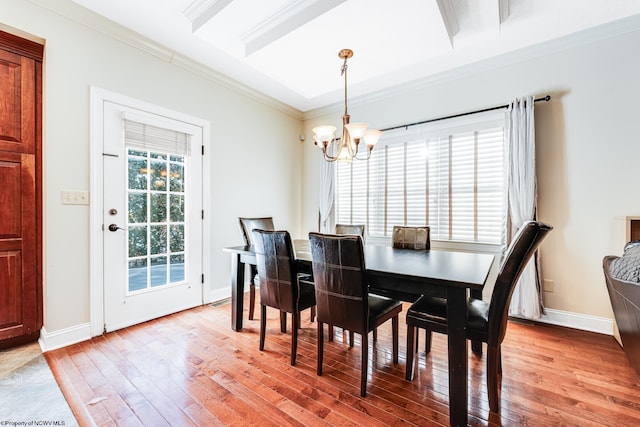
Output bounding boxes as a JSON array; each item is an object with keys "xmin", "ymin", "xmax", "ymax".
[{"xmin": 108, "ymin": 224, "xmax": 124, "ymax": 232}]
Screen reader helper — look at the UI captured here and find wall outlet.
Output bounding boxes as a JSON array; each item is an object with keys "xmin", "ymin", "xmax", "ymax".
[
  {"xmin": 543, "ymin": 279, "xmax": 554, "ymax": 293},
  {"xmin": 62, "ymin": 190, "xmax": 89, "ymax": 205}
]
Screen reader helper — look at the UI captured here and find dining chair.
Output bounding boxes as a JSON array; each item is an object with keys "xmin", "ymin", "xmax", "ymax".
[
  {"xmin": 335, "ymin": 223, "xmax": 365, "ymax": 241},
  {"xmin": 405, "ymin": 220, "xmax": 553, "ymax": 412},
  {"xmin": 309, "ymin": 232, "xmax": 403, "ymax": 397},
  {"xmin": 238, "ymin": 217, "xmax": 275, "ymax": 320},
  {"xmin": 392, "ymin": 225, "xmax": 430, "ymax": 250},
  {"xmin": 252, "ymin": 229, "xmax": 316, "ymax": 366}
]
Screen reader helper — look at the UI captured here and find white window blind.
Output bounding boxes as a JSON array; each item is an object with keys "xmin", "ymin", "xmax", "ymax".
[
  {"xmin": 335, "ymin": 113, "xmax": 505, "ymax": 245},
  {"xmin": 124, "ymin": 119, "xmax": 192, "ymax": 156}
]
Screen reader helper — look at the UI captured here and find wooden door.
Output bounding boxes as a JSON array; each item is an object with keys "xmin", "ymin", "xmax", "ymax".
[{"xmin": 0, "ymin": 30, "xmax": 43, "ymax": 349}]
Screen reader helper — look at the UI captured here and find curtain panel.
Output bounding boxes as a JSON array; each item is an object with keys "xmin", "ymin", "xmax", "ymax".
[{"xmin": 505, "ymin": 96, "xmax": 543, "ymax": 319}]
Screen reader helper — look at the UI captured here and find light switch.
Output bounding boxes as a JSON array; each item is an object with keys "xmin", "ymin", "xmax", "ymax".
[{"xmin": 62, "ymin": 190, "xmax": 89, "ymax": 205}]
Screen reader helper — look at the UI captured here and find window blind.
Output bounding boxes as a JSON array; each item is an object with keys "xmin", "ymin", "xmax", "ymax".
[
  {"xmin": 124, "ymin": 119, "xmax": 192, "ymax": 156},
  {"xmin": 335, "ymin": 113, "xmax": 505, "ymax": 244}
]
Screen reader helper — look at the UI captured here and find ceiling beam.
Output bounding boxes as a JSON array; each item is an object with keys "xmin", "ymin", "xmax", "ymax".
[
  {"xmin": 183, "ymin": 0, "xmax": 234, "ymax": 32},
  {"xmin": 241, "ymin": 0, "xmax": 346, "ymax": 56},
  {"xmin": 435, "ymin": 0, "xmax": 459, "ymax": 47}
]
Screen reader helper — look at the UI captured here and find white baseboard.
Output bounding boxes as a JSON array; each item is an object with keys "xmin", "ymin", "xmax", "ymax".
[
  {"xmin": 532, "ymin": 308, "xmax": 614, "ymax": 336},
  {"xmin": 209, "ymin": 287, "xmax": 232, "ymax": 304},
  {"xmin": 38, "ymin": 323, "xmax": 92, "ymax": 352},
  {"xmin": 36, "ymin": 300, "xmax": 612, "ymax": 352}
]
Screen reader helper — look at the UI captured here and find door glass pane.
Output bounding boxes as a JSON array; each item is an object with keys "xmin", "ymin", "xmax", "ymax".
[
  {"xmin": 128, "ymin": 193, "xmax": 147, "ymax": 223},
  {"xmin": 127, "ymin": 149, "xmax": 188, "ymax": 293},
  {"xmin": 150, "ymin": 225, "xmax": 167, "ymax": 255},
  {"xmin": 128, "ymin": 226, "xmax": 147, "ymax": 257},
  {"xmin": 150, "ymin": 256, "xmax": 167, "ymax": 287},
  {"xmin": 170, "ymin": 254, "xmax": 185, "ymax": 283},
  {"xmin": 150, "ymin": 193, "xmax": 167, "ymax": 223},
  {"xmin": 128, "ymin": 258, "xmax": 148, "ymax": 291}
]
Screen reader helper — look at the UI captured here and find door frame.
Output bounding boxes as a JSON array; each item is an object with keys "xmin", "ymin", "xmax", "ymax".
[{"xmin": 89, "ymin": 87, "xmax": 211, "ymax": 337}]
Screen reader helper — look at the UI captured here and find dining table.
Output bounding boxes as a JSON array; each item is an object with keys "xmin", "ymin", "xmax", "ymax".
[{"xmin": 223, "ymin": 240, "xmax": 495, "ymax": 427}]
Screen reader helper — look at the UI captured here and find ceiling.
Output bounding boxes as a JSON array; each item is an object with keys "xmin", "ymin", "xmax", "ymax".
[{"xmin": 69, "ymin": 0, "xmax": 640, "ymax": 112}]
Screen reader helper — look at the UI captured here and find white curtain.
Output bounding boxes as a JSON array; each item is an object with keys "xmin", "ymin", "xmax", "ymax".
[
  {"xmin": 318, "ymin": 159, "xmax": 334, "ymax": 233},
  {"xmin": 505, "ymin": 96, "xmax": 543, "ymax": 319}
]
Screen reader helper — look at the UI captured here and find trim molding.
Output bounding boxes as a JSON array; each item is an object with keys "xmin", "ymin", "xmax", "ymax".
[
  {"xmin": 529, "ymin": 308, "xmax": 614, "ymax": 336},
  {"xmin": 36, "ymin": 300, "xmax": 613, "ymax": 351},
  {"xmin": 38, "ymin": 323, "xmax": 91, "ymax": 352},
  {"xmin": 303, "ymin": 12, "xmax": 640, "ymax": 120},
  {"xmin": 209, "ymin": 287, "xmax": 232, "ymax": 305},
  {"xmin": 28, "ymin": 0, "xmax": 302, "ymax": 120}
]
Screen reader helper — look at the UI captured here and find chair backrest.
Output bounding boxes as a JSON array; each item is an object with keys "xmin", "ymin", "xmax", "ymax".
[
  {"xmin": 335, "ymin": 224, "xmax": 365, "ymax": 241},
  {"xmin": 309, "ymin": 232, "xmax": 368, "ymax": 334},
  {"xmin": 488, "ymin": 220, "xmax": 553, "ymax": 345},
  {"xmin": 238, "ymin": 217, "xmax": 275, "ymax": 246},
  {"xmin": 392, "ymin": 226, "xmax": 430, "ymax": 250},
  {"xmin": 252, "ymin": 229, "xmax": 299, "ymax": 313}
]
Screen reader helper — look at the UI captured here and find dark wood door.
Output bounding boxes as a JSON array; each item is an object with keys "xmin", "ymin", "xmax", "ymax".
[{"xmin": 0, "ymin": 30, "xmax": 43, "ymax": 349}]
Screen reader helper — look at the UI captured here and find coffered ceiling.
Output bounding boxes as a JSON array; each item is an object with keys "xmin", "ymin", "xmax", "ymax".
[{"xmin": 69, "ymin": 0, "xmax": 640, "ymax": 112}]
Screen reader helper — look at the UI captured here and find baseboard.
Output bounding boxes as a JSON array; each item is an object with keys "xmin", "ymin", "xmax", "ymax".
[
  {"xmin": 532, "ymin": 308, "xmax": 614, "ymax": 336},
  {"xmin": 38, "ymin": 323, "xmax": 92, "ymax": 352},
  {"xmin": 209, "ymin": 287, "xmax": 232, "ymax": 304}
]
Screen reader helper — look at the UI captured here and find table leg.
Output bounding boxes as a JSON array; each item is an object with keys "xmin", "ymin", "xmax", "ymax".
[
  {"xmin": 447, "ymin": 286, "xmax": 468, "ymax": 427},
  {"xmin": 231, "ymin": 253, "xmax": 245, "ymax": 331}
]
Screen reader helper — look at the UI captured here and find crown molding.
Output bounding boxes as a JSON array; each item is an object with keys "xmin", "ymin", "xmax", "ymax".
[
  {"xmin": 29, "ymin": 0, "xmax": 302, "ymax": 120},
  {"xmin": 303, "ymin": 12, "xmax": 640, "ymax": 121}
]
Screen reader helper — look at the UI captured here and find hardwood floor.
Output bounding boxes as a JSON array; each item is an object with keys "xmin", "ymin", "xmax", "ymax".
[{"xmin": 45, "ymin": 296, "xmax": 640, "ymax": 426}]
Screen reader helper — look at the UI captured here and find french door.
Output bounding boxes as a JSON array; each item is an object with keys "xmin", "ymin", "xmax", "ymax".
[{"xmin": 102, "ymin": 100, "xmax": 203, "ymax": 332}]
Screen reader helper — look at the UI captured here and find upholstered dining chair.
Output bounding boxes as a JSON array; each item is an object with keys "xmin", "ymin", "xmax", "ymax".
[
  {"xmin": 335, "ymin": 223, "xmax": 366, "ymax": 242},
  {"xmin": 238, "ymin": 217, "xmax": 275, "ymax": 320},
  {"xmin": 405, "ymin": 220, "xmax": 552, "ymax": 412},
  {"xmin": 252, "ymin": 229, "xmax": 316, "ymax": 366},
  {"xmin": 309, "ymin": 232, "xmax": 403, "ymax": 397},
  {"xmin": 392, "ymin": 225, "xmax": 430, "ymax": 250}
]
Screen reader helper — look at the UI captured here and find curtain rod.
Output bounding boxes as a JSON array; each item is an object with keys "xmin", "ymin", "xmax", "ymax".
[{"xmin": 380, "ymin": 95, "xmax": 551, "ymax": 133}]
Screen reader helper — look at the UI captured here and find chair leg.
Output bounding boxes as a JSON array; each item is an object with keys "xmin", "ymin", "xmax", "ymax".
[
  {"xmin": 424, "ymin": 329, "xmax": 432, "ymax": 353},
  {"xmin": 328, "ymin": 325, "xmax": 334, "ymax": 342},
  {"xmin": 317, "ymin": 322, "xmax": 324, "ymax": 376},
  {"xmin": 472, "ymin": 339, "xmax": 483, "ymax": 355},
  {"xmin": 291, "ymin": 311, "xmax": 299, "ymax": 366},
  {"xmin": 248, "ymin": 283, "xmax": 256, "ymax": 320},
  {"xmin": 297, "ymin": 312, "xmax": 301, "ymax": 329},
  {"xmin": 487, "ymin": 344, "xmax": 501, "ymax": 412},
  {"xmin": 406, "ymin": 324, "xmax": 416, "ymax": 381},
  {"xmin": 498, "ymin": 345, "xmax": 502, "ymax": 374},
  {"xmin": 373, "ymin": 328, "xmax": 378, "ymax": 342},
  {"xmin": 361, "ymin": 332, "xmax": 368, "ymax": 397},
  {"xmin": 392, "ymin": 315, "xmax": 399, "ymax": 364},
  {"xmin": 259, "ymin": 305, "xmax": 267, "ymax": 351},
  {"xmin": 310, "ymin": 306, "xmax": 316, "ymax": 323},
  {"xmin": 349, "ymin": 331, "xmax": 354, "ymax": 347},
  {"xmin": 280, "ymin": 311, "xmax": 287, "ymax": 333}
]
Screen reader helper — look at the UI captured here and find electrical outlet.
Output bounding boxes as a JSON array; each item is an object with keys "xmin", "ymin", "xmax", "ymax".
[
  {"xmin": 61, "ymin": 190, "xmax": 89, "ymax": 205},
  {"xmin": 543, "ymin": 279, "xmax": 554, "ymax": 293}
]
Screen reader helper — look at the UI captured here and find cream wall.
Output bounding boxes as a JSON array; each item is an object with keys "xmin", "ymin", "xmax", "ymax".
[
  {"xmin": 302, "ymin": 24, "xmax": 640, "ymax": 322},
  {"xmin": 4, "ymin": 0, "xmax": 639, "ymax": 342},
  {"xmin": 2, "ymin": 0, "xmax": 304, "ymax": 335}
]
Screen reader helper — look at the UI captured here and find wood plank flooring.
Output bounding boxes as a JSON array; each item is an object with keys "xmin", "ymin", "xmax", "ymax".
[{"xmin": 45, "ymin": 295, "xmax": 640, "ymax": 426}]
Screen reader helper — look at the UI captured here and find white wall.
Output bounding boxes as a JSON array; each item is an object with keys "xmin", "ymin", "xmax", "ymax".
[
  {"xmin": 302, "ymin": 23, "xmax": 640, "ymax": 322},
  {"xmin": 2, "ymin": 0, "xmax": 304, "ymax": 336}
]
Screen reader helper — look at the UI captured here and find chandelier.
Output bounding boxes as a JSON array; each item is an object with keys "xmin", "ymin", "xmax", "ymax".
[{"xmin": 312, "ymin": 49, "xmax": 382, "ymax": 162}]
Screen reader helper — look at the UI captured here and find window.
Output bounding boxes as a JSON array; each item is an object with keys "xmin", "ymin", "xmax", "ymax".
[
  {"xmin": 124, "ymin": 119, "xmax": 191, "ymax": 293},
  {"xmin": 335, "ymin": 112, "xmax": 505, "ymax": 245}
]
